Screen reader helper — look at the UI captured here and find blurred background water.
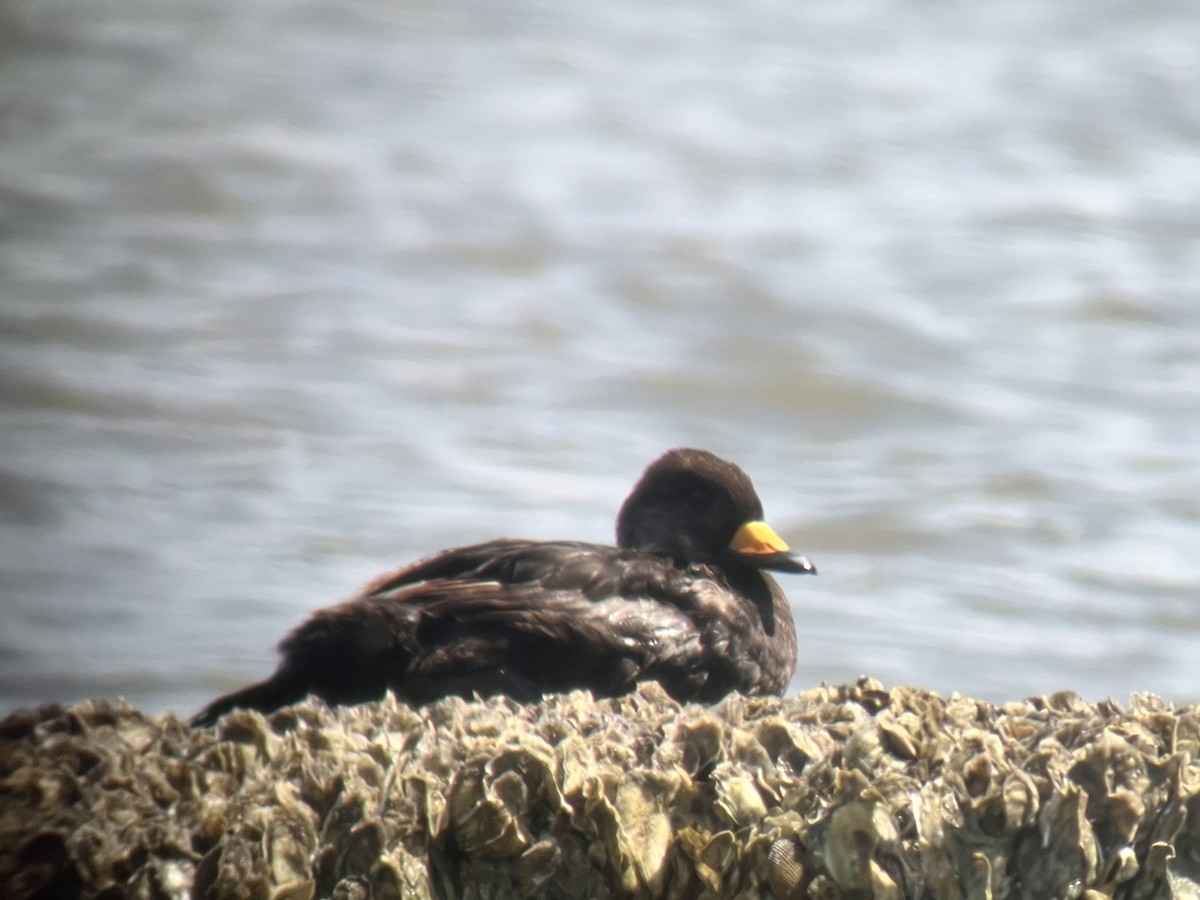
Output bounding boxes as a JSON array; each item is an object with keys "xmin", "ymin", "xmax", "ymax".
[{"xmin": 1, "ymin": 0, "xmax": 1198, "ymax": 719}]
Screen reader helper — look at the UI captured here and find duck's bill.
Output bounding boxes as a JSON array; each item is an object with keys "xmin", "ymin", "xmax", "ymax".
[
  {"xmin": 728, "ymin": 521, "xmax": 817, "ymax": 575},
  {"xmin": 745, "ymin": 550, "xmax": 817, "ymax": 575}
]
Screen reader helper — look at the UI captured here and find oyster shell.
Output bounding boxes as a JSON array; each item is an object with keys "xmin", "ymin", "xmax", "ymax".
[{"xmin": 5, "ymin": 677, "xmax": 1200, "ymax": 899}]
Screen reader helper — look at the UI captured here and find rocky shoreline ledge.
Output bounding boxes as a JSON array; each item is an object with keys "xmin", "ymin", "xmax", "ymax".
[{"xmin": 2, "ymin": 678, "xmax": 1199, "ymax": 899}]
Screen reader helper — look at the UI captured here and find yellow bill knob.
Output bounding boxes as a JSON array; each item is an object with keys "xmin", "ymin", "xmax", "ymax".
[{"xmin": 729, "ymin": 520, "xmax": 791, "ymax": 555}]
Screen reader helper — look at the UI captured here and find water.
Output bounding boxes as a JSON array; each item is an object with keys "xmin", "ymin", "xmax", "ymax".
[{"xmin": 2, "ymin": 0, "xmax": 1198, "ymax": 719}]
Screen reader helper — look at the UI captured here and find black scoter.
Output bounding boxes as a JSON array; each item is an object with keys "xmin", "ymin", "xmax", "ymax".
[{"xmin": 191, "ymin": 448, "xmax": 816, "ymax": 726}]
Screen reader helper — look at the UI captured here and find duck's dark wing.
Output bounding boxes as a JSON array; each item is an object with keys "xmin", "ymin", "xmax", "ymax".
[
  {"xmin": 191, "ymin": 540, "xmax": 789, "ymax": 726},
  {"xmin": 360, "ymin": 539, "xmax": 642, "ymax": 600}
]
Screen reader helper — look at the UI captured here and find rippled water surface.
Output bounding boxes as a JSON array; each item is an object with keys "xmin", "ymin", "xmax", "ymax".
[{"xmin": 2, "ymin": 0, "xmax": 1199, "ymax": 717}]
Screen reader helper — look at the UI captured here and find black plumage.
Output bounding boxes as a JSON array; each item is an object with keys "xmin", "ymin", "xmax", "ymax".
[{"xmin": 191, "ymin": 448, "xmax": 815, "ymax": 726}]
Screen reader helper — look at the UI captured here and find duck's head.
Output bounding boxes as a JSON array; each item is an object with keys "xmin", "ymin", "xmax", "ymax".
[{"xmin": 616, "ymin": 448, "xmax": 816, "ymax": 576}]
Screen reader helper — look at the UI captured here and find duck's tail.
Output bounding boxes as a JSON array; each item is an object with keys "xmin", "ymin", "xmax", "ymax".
[
  {"xmin": 190, "ymin": 601, "xmax": 412, "ymax": 727},
  {"xmin": 189, "ymin": 670, "xmax": 307, "ymax": 728}
]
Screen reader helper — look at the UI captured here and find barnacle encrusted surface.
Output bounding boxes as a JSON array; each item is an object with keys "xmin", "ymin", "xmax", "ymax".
[{"xmin": 3, "ymin": 678, "xmax": 1200, "ymax": 899}]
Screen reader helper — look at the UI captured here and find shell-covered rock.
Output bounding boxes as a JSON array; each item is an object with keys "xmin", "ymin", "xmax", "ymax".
[{"xmin": 3, "ymin": 678, "xmax": 1200, "ymax": 899}]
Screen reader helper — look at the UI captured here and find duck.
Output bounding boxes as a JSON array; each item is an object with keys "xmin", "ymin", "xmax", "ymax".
[{"xmin": 191, "ymin": 448, "xmax": 816, "ymax": 726}]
